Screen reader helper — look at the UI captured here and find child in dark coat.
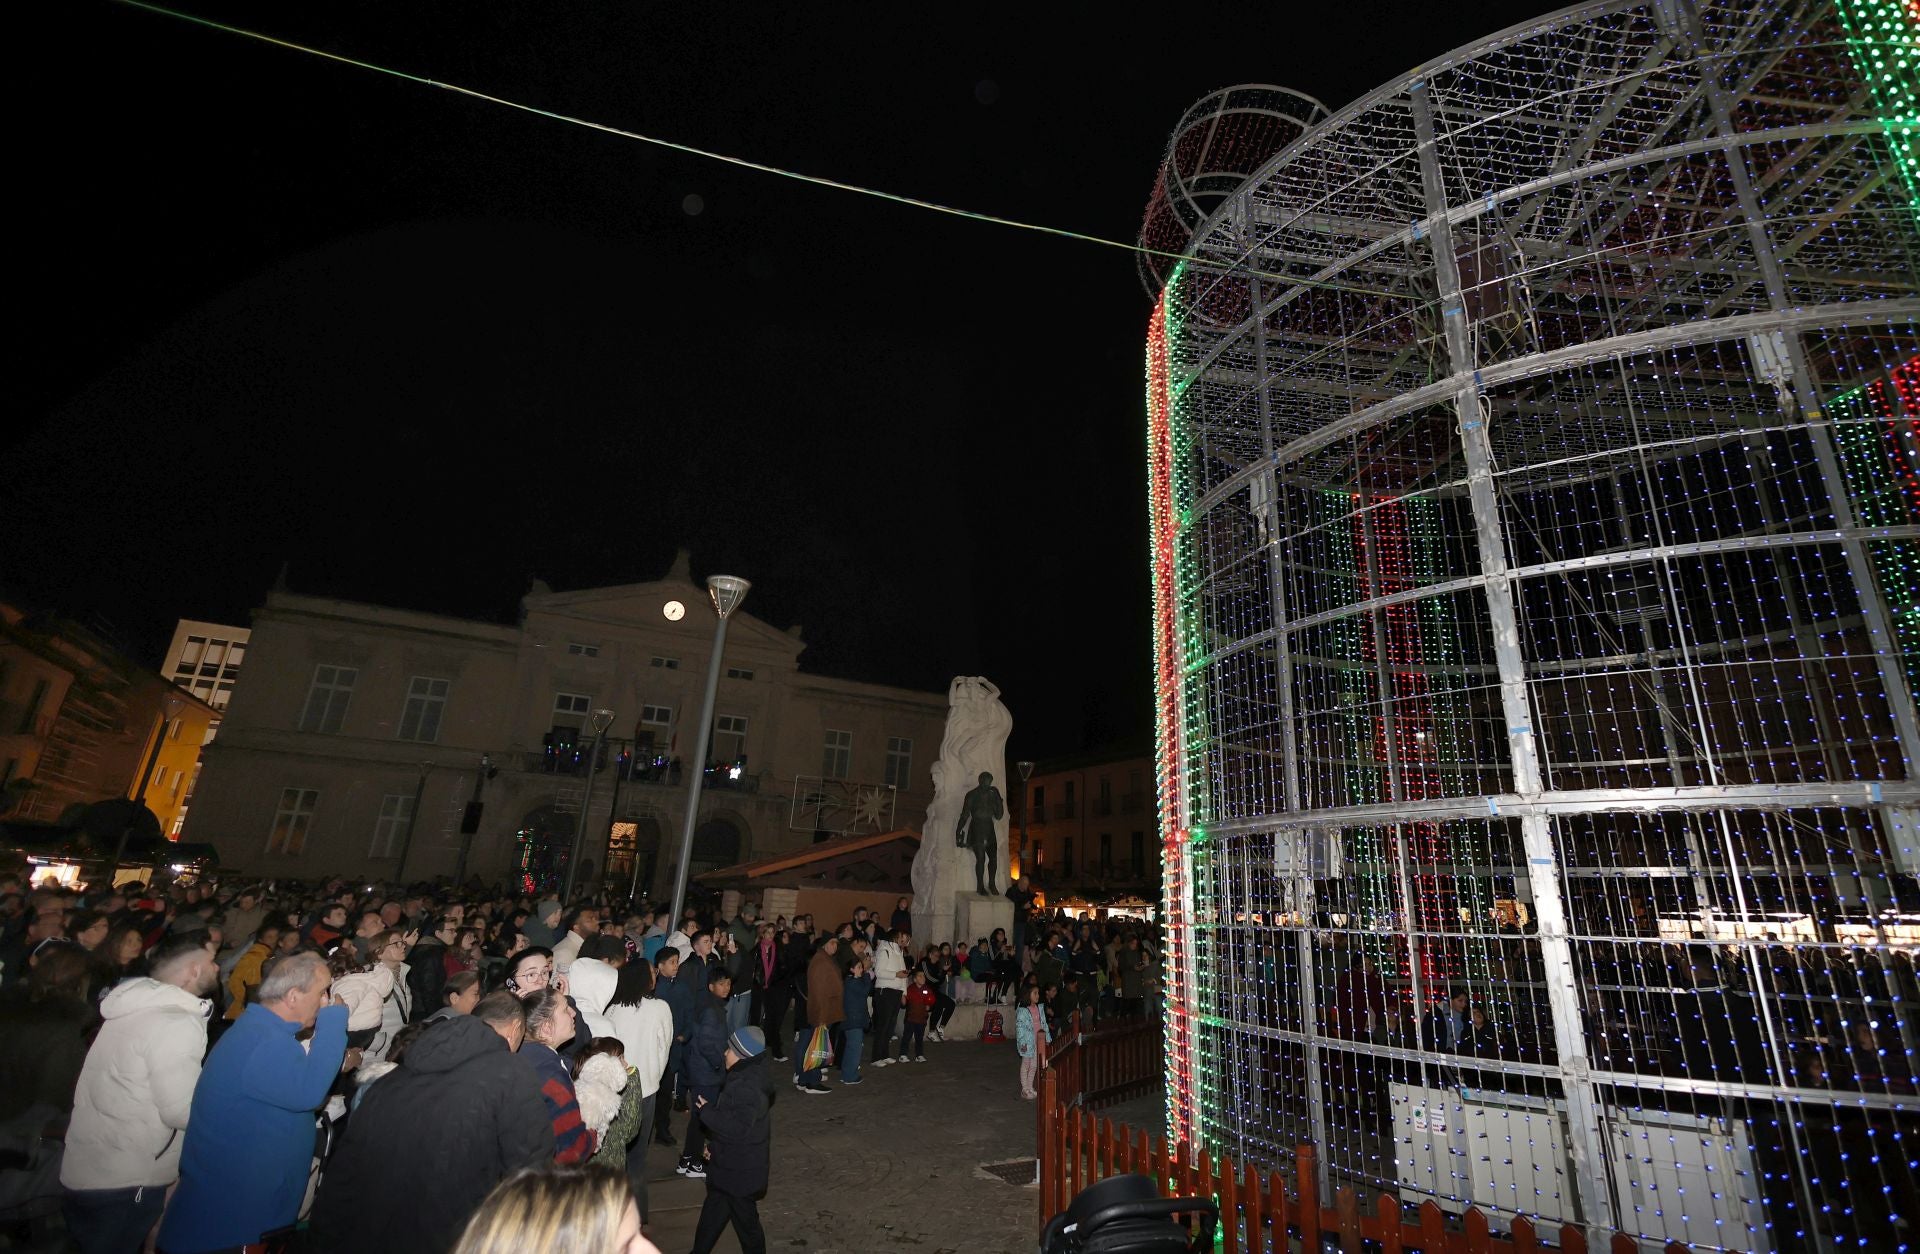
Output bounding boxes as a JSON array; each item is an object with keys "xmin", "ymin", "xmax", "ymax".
[{"xmin": 689, "ymin": 1026, "xmax": 774, "ymax": 1254}]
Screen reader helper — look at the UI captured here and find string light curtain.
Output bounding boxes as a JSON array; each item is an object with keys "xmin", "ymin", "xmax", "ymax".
[{"xmin": 1140, "ymin": 0, "xmax": 1919, "ymax": 1249}]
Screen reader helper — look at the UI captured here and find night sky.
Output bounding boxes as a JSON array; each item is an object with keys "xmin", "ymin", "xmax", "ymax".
[{"xmin": 15, "ymin": 0, "xmax": 1546, "ymax": 760}]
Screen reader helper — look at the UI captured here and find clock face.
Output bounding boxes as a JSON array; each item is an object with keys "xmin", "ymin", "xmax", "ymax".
[{"xmin": 663, "ymin": 600, "xmax": 686, "ymax": 621}]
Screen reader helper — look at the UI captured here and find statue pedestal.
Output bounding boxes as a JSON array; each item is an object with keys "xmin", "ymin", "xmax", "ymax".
[{"xmin": 956, "ymin": 895, "xmax": 1012, "ymax": 949}]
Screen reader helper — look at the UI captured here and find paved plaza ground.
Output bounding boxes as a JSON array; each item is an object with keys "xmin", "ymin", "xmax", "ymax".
[{"xmin": 641, "ymin": 1036, "xmax": 1044, "ymax": 1253}]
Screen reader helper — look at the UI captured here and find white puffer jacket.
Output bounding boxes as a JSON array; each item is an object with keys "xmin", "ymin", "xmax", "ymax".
[
  {"xmin": 330, "ymin": 965, "xmax": 395, "ymax": 1032},
  {"xmin": 60, "ymin": 978, "xmax": 210, "ymax": 1190}
]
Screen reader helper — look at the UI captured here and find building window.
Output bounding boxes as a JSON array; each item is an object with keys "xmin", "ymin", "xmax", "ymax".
[
  {"xmin": 1131, "ymin": 831, "xmax": 1146, "ymax": 876},
  {"xmin": 1032, "ymin": 785, "xmax": 1045, "ymax": 821},
  {"xmin": 566, "ymin": 642, "xmax": 600, "ymax": 657},
  {"xmin": 1061, "ymin": 780, "xmax": 1077, "ymax": 819},
  {"xmin": 298, "ymin": 666, "xmax": 356, "ymax": 734},
  {"xmin": 370, "ymin": 792, "xmax": 416, "ymax": 858},
  {"xmin": 553, "ymin": 692, "xmax": 592, "ymax": 732},
  {"xmin": 822, "ymin": 729, "xmax": 852, "ymax": 780},
  {"xmin": 650, "ymin": 656, "xmax": 680, "ymax": 670},
  {"xmin": 642, "ymin": 705, "xmax": 672, "ymax": 727},
  {"xmin": 267, "ymin": 787, "xmax": 319, "ymax": 855},
  {"xmin": 714, "ymin": 714, "xmax": 748, "ymax": 762},
  {"xmin": 18, "ymin": 678, "xmax": 51, "ymax": 735},
  {"xmin": 1099, "ymin": 832, "xmax": 1113, "ymax": 873},
  {"xmin": 725, "ymin": 667, "xmax": 755, "ymax": 680},
  {"xmin": 397, "ymin": 677, "xmax": 450, "ymax": 743},
  {"xmin": 884, "ymin": 737, "xmax": 913, "ymax": 788}
]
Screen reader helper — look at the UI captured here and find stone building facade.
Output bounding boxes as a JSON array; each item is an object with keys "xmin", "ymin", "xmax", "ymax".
[{"xmin": 184, "ymin": 559, "xmax": 949, "ymax": 892}]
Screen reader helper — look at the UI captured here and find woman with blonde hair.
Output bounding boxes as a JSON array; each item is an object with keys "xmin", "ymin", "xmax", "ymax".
[{"xmin": 453, "ymin": 1165, "xmax": 660, "ymax": 1254}]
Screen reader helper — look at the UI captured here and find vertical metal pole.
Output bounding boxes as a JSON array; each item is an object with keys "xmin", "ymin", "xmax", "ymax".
[
  {"xmin": 1409, "ymin": 80, "xmax": 1617, "ymax": 1235},
  {"xmin": 599, "ymin": 747, "xmax": 625, "ymax": 904},
  {"xmin": 1248, "ymin": 257, "xmax": 1332, "ymax": 1190},
  {"xmin": 668, "ymin": 612, "xmax": 732, "ymax": 928},
  {"xmin": 561, "ymin": 736, "xmax": 605, "ymax": 902}
]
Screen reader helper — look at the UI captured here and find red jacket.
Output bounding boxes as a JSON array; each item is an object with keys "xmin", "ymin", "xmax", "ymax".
[{"xmin": 905, "ymin": 984, "xmax": 937, "ymax": 1024}]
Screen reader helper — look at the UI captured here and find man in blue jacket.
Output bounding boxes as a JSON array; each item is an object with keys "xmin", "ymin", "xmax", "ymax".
[{"xmin": 159, "ymin": 951, "xmax": 350, "ymax": 1254}]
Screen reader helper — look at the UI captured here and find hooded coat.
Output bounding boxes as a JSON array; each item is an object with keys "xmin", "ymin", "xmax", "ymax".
[
  {"xmin": 566, "ymin": 957, "xmax": 619, "ymax": 1040},
  {"xmin": 309, "ymin": 1015, "xmax": 553, "ymax": 1254},
  {"xmin": 60, "ymin": 977, "xmax": 209, "ymax": 1190},
  {"xmin": 701, "ymin": 1051, "xmax": 773, "ymax": 1197}
]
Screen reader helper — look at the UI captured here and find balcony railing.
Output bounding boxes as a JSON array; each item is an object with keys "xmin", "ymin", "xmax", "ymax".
[{"xmin": 517, "ymin": 737, "xmax": 761, "ymax": 794}]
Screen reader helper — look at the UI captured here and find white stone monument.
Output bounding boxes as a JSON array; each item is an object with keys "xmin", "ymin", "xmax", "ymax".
[{"xmin": 910, "ymin": 676, "xmax": 1013, "ymax": 950}]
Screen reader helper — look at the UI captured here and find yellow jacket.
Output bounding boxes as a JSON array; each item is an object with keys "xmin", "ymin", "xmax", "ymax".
[{"xmin": 225, "ymin": 941, "xmax": 273, "ymax": 1020}]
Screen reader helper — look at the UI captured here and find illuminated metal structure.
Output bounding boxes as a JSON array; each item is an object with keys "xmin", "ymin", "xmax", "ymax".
[{"xmin": 1139, "ymin": 1, "xmax": 1918, "ymax": 1248}]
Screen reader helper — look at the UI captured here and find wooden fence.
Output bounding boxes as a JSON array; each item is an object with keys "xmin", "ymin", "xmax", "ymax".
[{"xmin": 1033, "ymin": 1012, "xmax": 1689, "ymax": 1254}]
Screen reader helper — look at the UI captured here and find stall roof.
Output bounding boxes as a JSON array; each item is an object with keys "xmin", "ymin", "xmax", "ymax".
[{"xmin": 696, "ymin": 828, "xmax": 921, "ymax": 886}]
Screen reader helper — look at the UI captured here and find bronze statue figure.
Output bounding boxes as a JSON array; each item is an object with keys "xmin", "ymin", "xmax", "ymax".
[{"xmin": 954, "ymin": 770, "xmax": 1004, "ymax": 896}]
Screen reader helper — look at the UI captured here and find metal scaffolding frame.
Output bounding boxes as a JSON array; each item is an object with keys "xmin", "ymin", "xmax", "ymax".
[{"xmin": 1140, "ymin": 0, "xmax": 1919, "ymax": 1248}]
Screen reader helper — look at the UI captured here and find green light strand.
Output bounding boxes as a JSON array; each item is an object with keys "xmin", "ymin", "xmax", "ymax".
[{"xmin": 1835, "ymin": 0, "xmax": 1920, "ymax": 231}]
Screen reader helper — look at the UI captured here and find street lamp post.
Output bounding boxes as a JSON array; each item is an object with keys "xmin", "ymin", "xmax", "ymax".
[
  {"xmin": 562, "ymin": 708, "xmax": 616, "ymax": 902},
  {"xmin": 113, "ymin": 693, "xmax": 186, "ymax": 877},
  {"xmin": 667, "ymin": 574, "xmax": 750, "ymax": 928}
]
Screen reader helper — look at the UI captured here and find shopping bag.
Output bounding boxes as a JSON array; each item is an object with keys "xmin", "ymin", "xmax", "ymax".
[{"xmin": 802, "ymin": 1023, "xmax": 835, "ymax": 1071}]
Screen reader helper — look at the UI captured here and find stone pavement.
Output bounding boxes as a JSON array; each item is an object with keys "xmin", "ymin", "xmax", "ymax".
[{"xmin": 640, "ymin": 1035, "xmax": 1043, "ymax": 1254}]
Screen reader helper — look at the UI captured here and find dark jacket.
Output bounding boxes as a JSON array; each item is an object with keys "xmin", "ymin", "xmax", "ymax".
[
  {"xmin": 656, "ymin": 971, "xmax": 695, "ymax": 1064},
  {"xmin": 701, "ymin": 1052, "xmax": 773, "ymax": 1197},
  {"xmin": 405, "ymin": 939, "xmax": 450, "ymax": 1022},
  {"xmin": 842, "ymin": 973, "xmax": 873, "ymax": 1030},
  {"xmin": 686, "ymin": 992, "xmax": 730, "ymax": 1091},
  {"xmin": 310, "ymin": 1016, "xmax": 552, "ymax": 1254}
]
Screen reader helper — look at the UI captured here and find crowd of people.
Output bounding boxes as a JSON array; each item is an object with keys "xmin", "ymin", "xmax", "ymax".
[
  {"xmin": 0, "ymin": 867, "xmax": 1166, "ymax": 1254},
  {"xmin": 0, "ymin": 873, "xmax": 786, "ymax": 1254}
]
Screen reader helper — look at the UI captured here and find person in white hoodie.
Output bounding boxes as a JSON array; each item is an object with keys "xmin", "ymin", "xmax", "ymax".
[
  {"xmin": 566, "ymin": 954, "xmax": 620, "ymax": 1041},
  {"xmin": 604, "ymin": 959, "xmax": 674, "ymax": 1225},
  {"xmin": 60, "ymin": 936, "xmax": 219, "ymax": 1254}
]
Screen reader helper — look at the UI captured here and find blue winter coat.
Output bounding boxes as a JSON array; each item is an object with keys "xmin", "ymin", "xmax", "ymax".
[
  {"xmin": 686, "ymin": 995, "xmax": 729, "ymax": 1091},
  {"xmin": 842, "ymin": 973, "xmax": 873, "ymax": 1029},
  {"xmin": 158, "ymin": 1002, "xmax": 348, "ymax": 1253}
]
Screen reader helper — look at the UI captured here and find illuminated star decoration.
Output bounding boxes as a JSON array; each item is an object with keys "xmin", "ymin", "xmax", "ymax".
[{"xmin": 851, "ymin": 787, "xmax": 888, "ymax": 829}]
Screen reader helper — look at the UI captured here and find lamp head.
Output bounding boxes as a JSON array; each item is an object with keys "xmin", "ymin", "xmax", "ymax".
[{"xmin": 707, "ymin": 575, "xmax": 751, "ymax": 619}]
